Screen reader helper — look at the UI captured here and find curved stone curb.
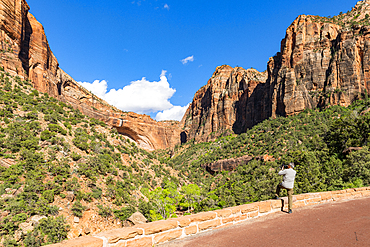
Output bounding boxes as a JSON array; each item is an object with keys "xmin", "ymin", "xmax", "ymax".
[{"xmin": 45, "ymin": 187, "xmax": 370, "ymax": 247}]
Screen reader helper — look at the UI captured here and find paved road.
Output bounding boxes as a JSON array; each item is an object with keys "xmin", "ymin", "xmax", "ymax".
[{"xmin": 161, "ymin": 197, "xmax": 370, "ymax": 247}]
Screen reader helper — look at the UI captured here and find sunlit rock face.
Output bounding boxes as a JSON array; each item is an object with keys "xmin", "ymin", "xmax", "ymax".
[
  {"xmin": 0, "ymin": 0, "xmax": 182, "ymax": 150},
  {"xmin": 182, "ymin": 1, "xmax": 370, "ymax": 142},
  {"xmin": 181, "ymin": 65, "xmax": 268, "ymax": 143}
]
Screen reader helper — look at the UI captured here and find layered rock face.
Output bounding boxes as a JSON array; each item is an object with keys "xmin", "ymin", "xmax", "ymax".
[
  {"xmin": 0, "ymin": 0, "xmax": 29, "ymax": 77},
  {"xmin": 269, "ymin": 0, "xmax": 370, "ymax": 118},
  {"xmin": 183, "ymin": 0, "xmax": 370, "ymax": 142},
  {"xmin": 0, "ymin": 0, "xmax": 181, "ymax": 150},
  {"xmin": 181, "ymin": 65, "xmax": 267, "ymax": 143}
]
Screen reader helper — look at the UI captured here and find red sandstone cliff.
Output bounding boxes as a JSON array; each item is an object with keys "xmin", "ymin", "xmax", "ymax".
[
  {"xmin": 269, "ymin": 1, "xmax": 370, "ymax": 118},
  {"xmin": 0, "ymin": 0, "xmax": 181, "ymax": 150},
  {"xmin": 182, "ymin": 0, "xmax": 370, "ymax": 142},
  {"xmin": 180, "ymin": 65, "xmax": 267, "ymax": 143}
]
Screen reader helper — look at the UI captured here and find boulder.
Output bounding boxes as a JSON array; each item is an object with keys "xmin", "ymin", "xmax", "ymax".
[
  {"xmin": 1, "ymin": 194, "xmax": 14, "ymax": 199},
  {"xmin": 74, "ymin": 217, "xmax": 80, "ymax": 223},
  {"xmin": 122, "ymin": 220, "xmax": 134, "ymax": 227},
  {"xmin": 127, "ymin": 212, "xmax": 147, "ymax": 225},
  {"xmin": 5, "ymin": 188, "xmax": 16, "ymax": 194},
  {"xmin": 14, "ymin": 186, "xmax": 24, "ymax": 196},
  {"xmin": 19, "ymin": 222, "xmax": 34, "ymax": 233},
  {"xmin": 66, "ymin": 191, "xmax": 75, "ymax": 202},
  {"xmin": 0, "ymin": 158, "xmax": 15, "ymax": 168},
  {"xmin": 1, "ymin": 211, "xmax": 9, "ymax": 218},
  {"xmin": 29, "ymin": 215, "xmax": 47, "ymax": 226},
  {"xmin": 16, "ymin": 215, "xmax": 47, "ymax": 239},
  {"xmin": 84, "ymin": 227, "xmax": 91, "ymax": 235},
  {"xmin": 14, "ymin": 230, "xmax": 23, "ymax": 241}
]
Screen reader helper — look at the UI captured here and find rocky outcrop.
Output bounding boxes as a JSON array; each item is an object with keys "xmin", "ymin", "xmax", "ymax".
[
  {"xmin": 182, "ymin": 0, "xmax": 370, "ymax": 142},
  {"xmin": 14, "ymin": 215, "xmax": 47, "ymax": 241},
  {"xmin": 201, "ymin": 155, "xmax": 253, "ymax": 174},
  {"xmin": 201, "ymin": 154, "xmax": 274, "ymax": 174},
  {"xmin": 0, "ymin": 158, "xmax": 15, "ymax": 168},
  {"xmin": 0, "ymin": 0, "xmax": 181, "ymax": 150}
]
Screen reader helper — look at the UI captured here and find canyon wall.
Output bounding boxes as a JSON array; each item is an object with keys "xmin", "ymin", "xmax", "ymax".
[
  {"xmin": 181, "ymin": 65, "xmax": 268, "ymax": 143},
  {"xmin": 182, "ymin": 0, "xmax": 370, "ymax": 142},
  {"xmin": 3, "ymin": 0, "xmax": 370, "ymax": 148},
  {"xmin": 0, "ymin": 0, "xmax": 181, "ymax": 150}
]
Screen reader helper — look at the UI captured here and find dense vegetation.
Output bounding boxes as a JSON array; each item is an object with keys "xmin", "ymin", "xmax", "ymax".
[
  {"xmin": 154, "ymin": 98, "xmax": 370, "ymax": 213},
  {"xmin": 0, "ymin": 66, "xmax": 370, "ymax": 246}
]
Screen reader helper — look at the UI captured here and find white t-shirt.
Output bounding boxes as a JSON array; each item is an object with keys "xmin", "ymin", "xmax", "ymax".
[{"xmin": 278, "ymin": 168, "xmax": 296, "ymax": 189}]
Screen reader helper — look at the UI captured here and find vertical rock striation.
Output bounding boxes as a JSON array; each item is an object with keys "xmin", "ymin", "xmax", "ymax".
[
  {"xmin": 182, "ymin": 0, "xmax": 370, "ymax": 142},
  {"xmin": 268, "ymin": 1, "xmax": 370, "ymax": 118}
]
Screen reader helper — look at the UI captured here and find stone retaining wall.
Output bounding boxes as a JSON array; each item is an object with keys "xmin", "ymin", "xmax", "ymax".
[{"xmin": 47, "ymin": 187, "xmax": 370, "ymax": 247}]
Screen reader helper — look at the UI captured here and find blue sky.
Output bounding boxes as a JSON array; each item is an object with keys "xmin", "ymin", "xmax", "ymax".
[{"xmin": 26, "ymin": 0, "xmax": 358, "ymax": 120}]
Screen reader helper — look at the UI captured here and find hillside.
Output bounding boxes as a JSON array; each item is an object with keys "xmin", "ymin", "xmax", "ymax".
[
  {"xmin": 0, "ymin": 70, "xmax": 186, "ymax": 245},
  {"xmin": 1, "ymin": 68, "xmax": 370, "ymax": 246}
]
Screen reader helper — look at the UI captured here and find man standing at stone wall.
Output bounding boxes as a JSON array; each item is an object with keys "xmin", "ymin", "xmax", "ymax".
[{"xmin": 275, "ymin": 163, "xmax": 296, "ymax": 214}]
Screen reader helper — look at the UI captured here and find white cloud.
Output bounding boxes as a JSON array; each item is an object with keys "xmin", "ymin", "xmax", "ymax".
[
  {"xmin": 155, "ymin": 103, "xmax": 190, "ymax": 121},
  {"xmin": 164, "ymin": 4, "xmax": 170, "ymax": 10},
  {"xmin": 79, "ymin": 80, "xmax": 108, "ymax": 99},
  {"xmin": 78, "ymin": 70, "xmax": 176, "ymax": 114},
  {"xmin": 180, "ymin": 55, "xmax": 194, "ymax": 65}
]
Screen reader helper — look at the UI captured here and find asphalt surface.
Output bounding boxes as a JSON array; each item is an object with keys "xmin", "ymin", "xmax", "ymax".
[{"xmin": 160, "ymin": 197, "xmax": 370, "ymax": 247}]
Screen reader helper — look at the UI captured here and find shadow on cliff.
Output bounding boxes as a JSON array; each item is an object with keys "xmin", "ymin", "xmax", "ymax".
[
  {"xmin": 232, "ymin": 55, "xmax": 286, "ymax": 134},
  {"xmin": 201, "ymin": 87, "xmax": 212, "ymax": 111},
  {"xmin": 232, "ymin": 83, "xmax": 269, "ymax": 134},
  {"xmin": 180, "ymin": 131, "xmax": 187, "ymax": 144},
  {"xmin": 19, "ymin": 16, "xmax": 32, "ymax": 75}
]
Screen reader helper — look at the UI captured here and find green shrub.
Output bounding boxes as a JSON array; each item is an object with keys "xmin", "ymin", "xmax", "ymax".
[
  {"xmin": 71, "ymin": 202, "xmax": 86, "ymax": 217},
  {"xmin": 44, "ymin": 112, "xmax": 61, "ymax": 124},
  {"xmin": 40, "ymin": 130, "xmax": 56, "ymax": 141},
  {"xmin": 92, "ymin": 187, "xmax": 102, "ymax": 199},
  {"xmin": 24, "ymin": 216, "xmax": 69, "ymax": 245},
  {"xmin": 25, "ymin": 111, "xmax": 38, "ymax": 120},
  {"xmin": 97, "ymin": 205, "xmax": 112, "ymax": 218},
  {"xmin": 73, "ymin": 135, "xmax": 89, "ymax": 151},
  {"xmin": 48, "ymin": 124, "xmax": 67, "ymax": 135},
  {"xmin": 113, "ymin": 206, "xmax": 136, "ymax": 222},
  {"xmin": 11, "ymin": 213, "xmax": 28, "ymax": 224},
  {"xmin": 138, "ymin": 201, "xmax": 153, "ymax": 222},
  {"xmin": 42, "ymin": 190, "xmax": 55, "ymax": 203}
]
